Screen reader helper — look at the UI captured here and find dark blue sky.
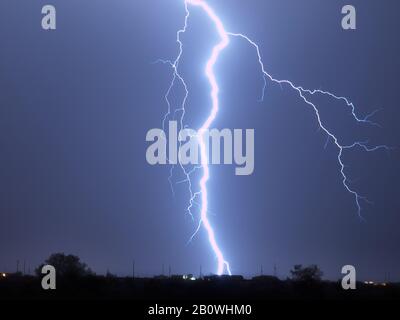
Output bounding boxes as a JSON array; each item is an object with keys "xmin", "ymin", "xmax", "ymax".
[{"xmin": 0, "ymin": 0, "xmax": 399, "ymax": 281}]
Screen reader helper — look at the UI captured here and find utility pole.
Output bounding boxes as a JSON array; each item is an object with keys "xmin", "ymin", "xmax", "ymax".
[
  {"xmin": 168, "ymin": 265, "xmax": 171, "ymax": 278},
  {"xmin": 273, "ymin": 263, "xmax": 277, "ymax": 278},
  {"xmin": 162, "ymin": 263, "xmax": 165, "ymax": 276},
  {"xmin": 23, "ymin": 260, "xmax": 26, "ymax": 275},
  {"xmin": 199, "ymin": 265, "xmax": 202, "ymax": 279},
  {"xmin": 16, "ymin": 260, "xmax": 19, "ymax": 274},
  {"xmin": 387, "ymin": 272, "xmax": 391, "ymax": 283},
  {"xmin": 260, "ymin": 264, "xmax": 263, "ymax": 276}
]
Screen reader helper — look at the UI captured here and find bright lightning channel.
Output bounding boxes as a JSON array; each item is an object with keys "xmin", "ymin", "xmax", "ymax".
[{"xmin": 157, "ymin": 0, "xmax": 389, "ymax": 276}]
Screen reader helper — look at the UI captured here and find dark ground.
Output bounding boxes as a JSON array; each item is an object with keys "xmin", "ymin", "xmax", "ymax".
[{"xmin": 1, "ymin": 274, "xmax": 399, "ymax": 301}]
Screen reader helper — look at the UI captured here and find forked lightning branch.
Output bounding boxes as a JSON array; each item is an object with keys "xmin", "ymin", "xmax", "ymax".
[{"xmin": 147, "ymin": 0, "xmax": 389, "ymax": 275}]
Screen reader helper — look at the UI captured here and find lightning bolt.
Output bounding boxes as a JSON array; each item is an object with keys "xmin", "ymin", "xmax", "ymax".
[{"xmin": 156, "ymin": 0, "xmax": 390, "ymax": 276}]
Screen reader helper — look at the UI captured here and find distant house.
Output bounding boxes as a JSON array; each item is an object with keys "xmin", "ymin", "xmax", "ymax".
[
  {"xmin": 203, "ymin": 275, "xmax": 244, "ymax": 282},
  {"xmin": 153, "ymin": 274, "xmax": 197, "ymax": 281}
]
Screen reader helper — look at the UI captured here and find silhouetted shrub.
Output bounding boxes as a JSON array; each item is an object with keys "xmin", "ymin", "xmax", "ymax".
[
  {"xmin": 290, "ymin": 264, "xmax": 323, "ymax": 282},
  {"xmin": 36, "ymin": 253, "xmax": 94, "ymax": 279}
]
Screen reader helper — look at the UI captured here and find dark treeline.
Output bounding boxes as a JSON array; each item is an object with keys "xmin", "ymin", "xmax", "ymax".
[{"xmin": 1, "ymin": 253, "xmax": 399, "ymax": 300}]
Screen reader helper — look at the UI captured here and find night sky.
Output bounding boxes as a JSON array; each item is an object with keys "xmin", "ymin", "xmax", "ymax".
[{"xmin": 0, "ymin": 0, "xmax": 399, "ymax": 281}]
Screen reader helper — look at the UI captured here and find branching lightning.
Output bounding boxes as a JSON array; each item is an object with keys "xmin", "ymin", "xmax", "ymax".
[{"xmin": 156, "ymin": 0, "xmax": 390, "ymax": 275}]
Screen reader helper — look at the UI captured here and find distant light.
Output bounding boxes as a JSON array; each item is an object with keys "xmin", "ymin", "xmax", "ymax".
[
  {"xmin": 1, "ymin": 273, "xmax": 6, "ymax": 278},
  {"xmin": 182, "ymin": 275, "xmax": 188, "ymax": 280},
  {"xmin": 190, "ymin": 277, "xmax": 196, "ymax": 281}
]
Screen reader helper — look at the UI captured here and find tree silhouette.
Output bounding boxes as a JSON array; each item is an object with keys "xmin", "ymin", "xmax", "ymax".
[
  {"xmin": 290, "ymin": 264, "xmax": 323, "ymax": 282},
  {"xmin": 36, "ymin": 253, "xmax": 93, "ymax": 278}
]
